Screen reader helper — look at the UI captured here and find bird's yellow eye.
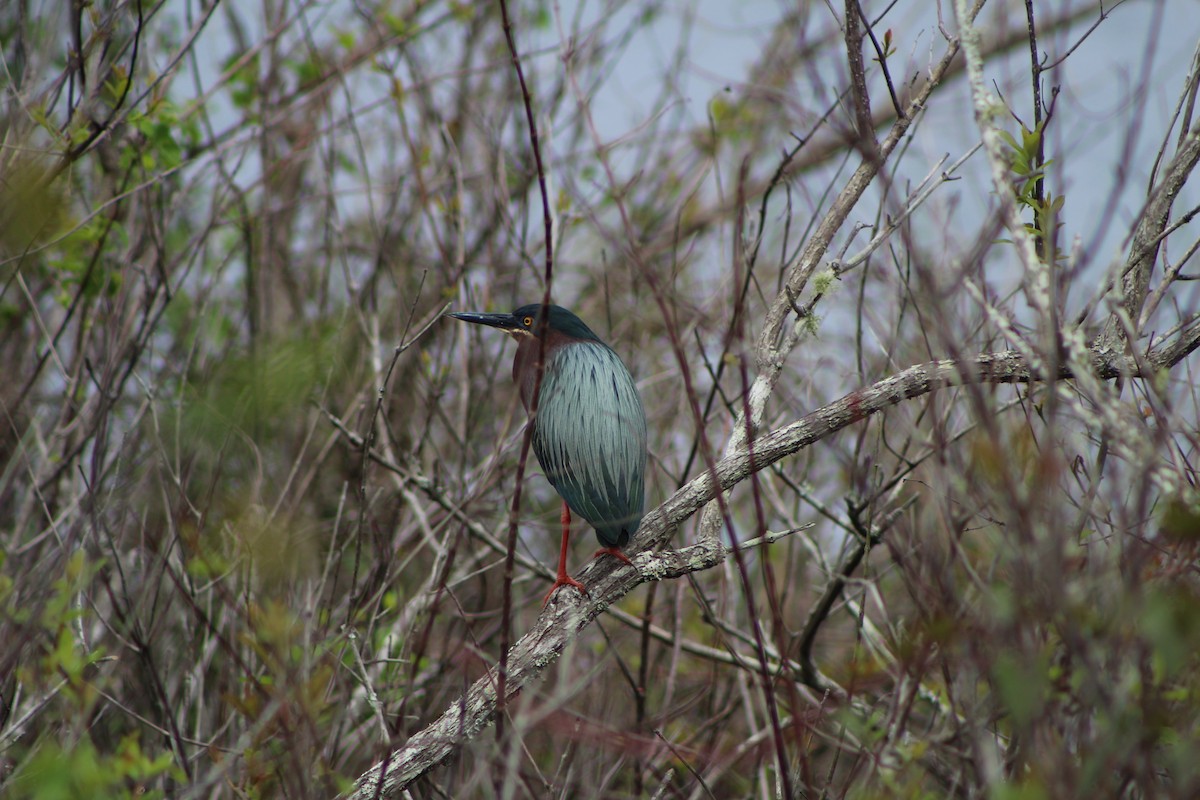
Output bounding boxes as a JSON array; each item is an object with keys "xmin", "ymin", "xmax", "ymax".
[{"xmin": 522, "ymin": 316, "xmax": 534, "ymax": 327}]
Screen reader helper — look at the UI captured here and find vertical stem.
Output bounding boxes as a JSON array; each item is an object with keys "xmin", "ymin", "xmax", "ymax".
[
  {"xmin": 1024, "ymin": 0, "xmax": 1047, "ymax": 262},
  {"xmin": 494, "ymin": 0, "xmax": 557, "ymax": 772}
]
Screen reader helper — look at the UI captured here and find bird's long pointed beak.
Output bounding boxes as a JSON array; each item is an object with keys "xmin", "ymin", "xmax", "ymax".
[{"xmin": 446, "ymin": 310, "xmax": 522, "ymax": 331}]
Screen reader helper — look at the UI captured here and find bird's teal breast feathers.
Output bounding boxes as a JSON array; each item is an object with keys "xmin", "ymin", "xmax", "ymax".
[{"xmin": 532, "ymin": 340, "xmax": 647, "ymax": 548}]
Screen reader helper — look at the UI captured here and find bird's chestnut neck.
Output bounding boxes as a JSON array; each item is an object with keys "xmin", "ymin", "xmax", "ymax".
[{"xmin": 512, "ymin": 329, "xmax": 588, "ymax": 411}]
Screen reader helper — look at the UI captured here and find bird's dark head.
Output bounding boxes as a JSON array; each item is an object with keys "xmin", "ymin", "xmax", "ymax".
[{"xmin": 447, "ymin": 304, "xmax": 603, "ymax": 343}]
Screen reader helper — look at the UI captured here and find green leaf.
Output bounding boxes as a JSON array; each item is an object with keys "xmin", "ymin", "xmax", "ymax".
[{"xmin": 992, "ymin": 650, "xmax": 1048, "ymax": 728}]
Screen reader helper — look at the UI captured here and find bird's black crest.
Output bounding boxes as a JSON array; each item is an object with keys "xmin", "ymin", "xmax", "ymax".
[{"xmin": 513, "ymin": 304, "xmax": 603, "ymax": 343}]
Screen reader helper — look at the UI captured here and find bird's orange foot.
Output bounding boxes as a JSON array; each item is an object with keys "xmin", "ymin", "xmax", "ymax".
[
  {"xmin": 542, "ymin": 574, "xmax": 588, "ymax": 607},
  {"xmin": 593, "ymin": 546, "xmax": 634, "ymax": 566}
]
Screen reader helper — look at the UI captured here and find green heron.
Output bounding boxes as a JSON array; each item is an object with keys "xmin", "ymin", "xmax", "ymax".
[{"xmin": 449, "ymin": 304, "xmax": 647, "ymax": 604}]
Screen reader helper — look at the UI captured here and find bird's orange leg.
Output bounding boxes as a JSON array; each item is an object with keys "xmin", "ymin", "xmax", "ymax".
[
  {"xmin": 593, "ymin": 546, "xmax": 634, "ymax": 566},
  {"xmin": 543, "ymin": 503, "xmax": 587, "ymax": 607}
]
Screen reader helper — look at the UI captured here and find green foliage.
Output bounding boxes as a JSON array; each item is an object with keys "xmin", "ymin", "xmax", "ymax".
[
  {"xmin": 1160, "ymin": 498, "xmax": 1200, "ymax": 541},
  {"xmin": 334, "ymin": 27, "xmax": 357, "ymax": 51},
  {"xmin": 6, "ymin": 736, "xmax": 179, "ymax": 800},
  {"xmin": 873, "ymin": 29, "xmax": 897, "ymax": 64},
  {"xmin": 126, "ymin": 103, "xmax": 186, "ymax": 172},
  {"xmin": 992, "ymin": 649, "xmax": 1050, "ymax": 729},
  {"xmin": 449, "ymin": 2, "xmax": 475, "ymax": 23},
  {"xmin": 180, "ymin": 323, "xmax": 352, "ymax": 448},
  {"xmin": 382, "ymin": 11, "xmax": 412, "ymax": 38},
  {"xmin": 530, "ymin": 1, "xmax": 552, "ymax": 30},
  {"xmin": 14, "ymin": 551, "xmax": 102, "ymax": 712},
  {"xmin": 46, "ymin": 216, "xmax": 127, "ymax": 305},
  {"xmin": 990, "ymin": 779, "xmax": 1050, "ymax": 800},
  {"xmin": 1141, "ymin": 584, "xmax": 1200, "ymax": 678},
  {"xmin": 286, "ymin": 53, "xmax": 327, "ymax": 90},
  {"xmin": 700, "ymin": 92, "xmax": 763, "ymax": 152},
  {"xmin": 225, "ymin": 52, "xmax": 262, "ymax": 111},
  {"xmin": 0, "ymin": 156, "xmax": 67, "ymax": 254},
  {"xmin": 4, "ymin": 548, "xmax": 181, "ymax": 800},
  {"xmin": 997, "ymin": 121, "xmax": 1065, "ymax": 264}
]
